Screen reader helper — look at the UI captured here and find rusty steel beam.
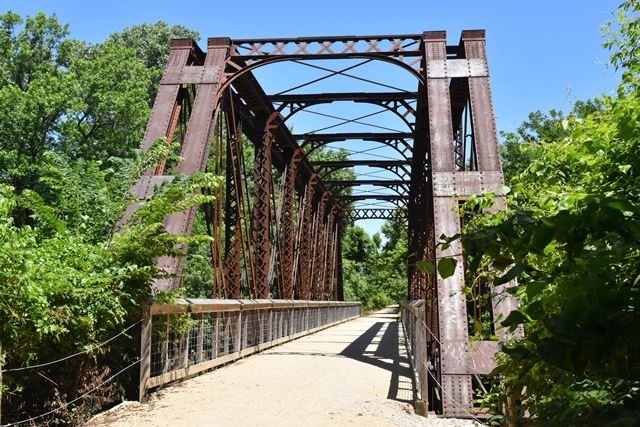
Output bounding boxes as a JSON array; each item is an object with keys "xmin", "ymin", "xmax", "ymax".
[
  {"xmin": 268, "ymin": 92, "xmax": 418, "ymax": 102},
  {"xmin": 298, "ymin": 175, "xmax": 320, "ymax": 299},
  {"xmin": 223, "ymin": 102, "xmax": 245, "ymax": 299},
  {"xmin": 251, "ymin": 113, "xmax": 280, "ymax": 299},
  {"xmin": 311, "ymin": 159, "xmax": 409, "ymax": 168},
  {"xmin": 335, "ymin": 223, "xmax": 344, "ymax": 301},
  {"xmin": 335, "ymin": 194, "xmax": 406, "ymax": 202},
  {"xmin": 279, "ymin": 149, "xmax": 305, "ymax": 299},
  {"xmin": 154, "ymin": 38, "xmax": 230, "ymax": 291},
  {"xmin": 323, "ymin": 206, "xmax": 339, "ymax": 300},
  {"xmin": 311, "ymin": 191, "xmax": 331, "ymax": 299},
  {"xmin": 424, "ymin": 30, "xmax": 473, "ymax": 416},
  {"xmin": 342, "ymin": 208, "xmax": 406, "ymax": 223},
  {"xmin": 295, "ymin": 132, "xmax": 412, "ymax": 142},
  {"xmin": 460, "ymin": 31, "xmax": 523, "ymax": 342},
  {"xmin": 324, "ymin": 179, "xmax": 408, "ymax": 187}
]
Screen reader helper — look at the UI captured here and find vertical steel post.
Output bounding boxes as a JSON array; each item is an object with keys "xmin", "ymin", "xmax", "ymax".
[
  {"xmin": 139, "ymin": 304, "xmax": 152, "ymax": 402},
  {"xmin": 279, "ymin": 149, "xmax": 304, "ymax": 299},
  {"xmin": 155, "ymin": 38, "xmax": 231, "ymax": 291},
  {"xmin": 251, "ymin": 113, "xmax": 281, "ymax": 299},
  {"xmin": 407, "ymin": 87, "xmax": 429, "ymax": 300},
  {"xmin": 323, "ymin": 206, "xmax": 339, "ymax": 300},
  {"xmin": 336, "ymin": 222, "xmax": 344, "ymax": 301},
  {"xmin": 461, "ymin": 31, "xmax": 524, "ymax": 341},
  {"xmin": 223, "ymin": 100, "xmax": 245, "ymax": 298},
  {"xmin": 298, "ymin": 174, "xmax": 320, "ymax": 300},
  {"xmin": 311, "ymin": 192, "xmax": 331, "ymax": 300},
  {"xmin": 423, "ymin": 31, "xmax": 473, "ymax": 416}
]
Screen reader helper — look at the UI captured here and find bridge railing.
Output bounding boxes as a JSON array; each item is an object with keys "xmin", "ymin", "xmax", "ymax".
[
  {"xmin": 400, "ymin": 300, "xmax": 429, "ymax": 415},
  {"xmin": 139, "ymin": 299, "xmax": 361, "ymax": 399}
]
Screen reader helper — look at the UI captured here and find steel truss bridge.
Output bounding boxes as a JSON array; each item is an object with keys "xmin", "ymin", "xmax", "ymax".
[{"xmin": 126, "ymin": 30, "xmax": 523, "ymax": 418}]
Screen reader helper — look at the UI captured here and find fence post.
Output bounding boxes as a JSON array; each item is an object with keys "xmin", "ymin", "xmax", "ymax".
[
  {"xmin": 139, "ymin": 304, "xmax": 152, "ymax": 402},
  {"xmin": 417, "ymin": 306, "xmax": 429, "ymax": 416},
  {"xmin": 236, "ymin": 309, "xmax": 243, "ymax": 351},
  {"xmin": 196, "ymin": 313, "xmax": 204, "ymax": 364}
]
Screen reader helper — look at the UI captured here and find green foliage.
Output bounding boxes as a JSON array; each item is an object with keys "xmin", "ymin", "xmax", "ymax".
[
  {"xmin": 343, "ymin": 220, "xmax": 408, "ymax": 311},
  {"xmin": 0, "ymin": 11, "xmax": 151, "ymax": 221},
  {"xmin": 108, "ymin": 21, "xmax": 200, "ymax": 100},
  {"xmin": 442, "ymin": 4, "xmax": 640, "ymax": 423},
  {"xmin": 604, "ymin": 0, "xmax": 640, "ymax": 80},
  {"xmin": 0, "ymin": 11, "xmax": 215, "ymax": 423},
  {"xmin": 500, "ymin": 99, "xmax": 604, "ymax": 181}
]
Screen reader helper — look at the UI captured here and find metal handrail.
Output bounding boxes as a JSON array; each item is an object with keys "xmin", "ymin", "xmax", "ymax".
[{"xmin": 139, "ymin": 299, "xmax": 361, "ymax": 400}]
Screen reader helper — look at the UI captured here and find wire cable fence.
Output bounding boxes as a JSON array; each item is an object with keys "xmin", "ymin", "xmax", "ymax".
[
  {"xmin": 400, "ymin": 300, "xmax": 496, "ymax": 420},
  {"xmin": 1, "ymin": 359, "xmax": 141, "ymax": 427},
  {"xmin": 1, "ymin": 320, "xmax": 142, "ymax": 373},
  {"xmin": 0, "ymin": 319, "xmax": 143, "ymax": 426},
  {"xmin": 139, "ymin": 299, "xmax": 361, "ymax": 399}
]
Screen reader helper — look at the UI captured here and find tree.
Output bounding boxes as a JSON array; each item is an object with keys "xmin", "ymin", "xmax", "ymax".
[
  {"xmin": 0, "ymin": 12, "xmax": 151, "ymax": 228},
  {"xmin": 500, "ymin": 99, "xmax": 603, "ymax": 181},
  {"xmin": 108, "ymin": 22, "xmax": 200, "ymax": 100},
  {"xmin": 437, "ymin": 3, "xmax": 640, "ymax": 423},
  {"xmin": 342, "ymin": 220, "xmax": 408, "ymax": 311},
  {"xmin": 0, "ymin": 12, "xmax": 212, "ymax": 424}
]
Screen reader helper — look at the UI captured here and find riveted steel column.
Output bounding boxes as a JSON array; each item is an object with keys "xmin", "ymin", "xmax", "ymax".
[
  {"xmin": 311, "ymin": 191, "xmax": 331, "ymax": 300},
  {"xmin": 336, "ymin": 221, "xmax": 344, "ymax": 301},
  {"xmin": 155, "ymin": 38, "xmax": 230, "ymax": 291},
  {"xmin": 223, "ymin": 108, "xmax": 244, "ymax": 298},
  {"xmin": 461, "ymin": 31, "xmax": 523, "ymax": 341},
  {"xmin": 279, "ymin": 149, "xmax": 304, "ymax": 299},
  {"xmin": 119, "ymin": 40, "xmax": 196, "ymax": 228},
  {"xmin": 323, "ymin": 206, "xmax": 339, "ymax": 300},
  {"xmin": 298, "ymin": 174, "xmax": 320, "ymax": 300},
  {"xmin": 424, "ymin": 31, "xmax": 473, "ymax": 416},
  {"xmin": 407, "ymin": 81, "xmax": 430, "ymax": 300},
  {"xmin": 252, "ymin": 112, "xmax": 281, "ymax": 299}
]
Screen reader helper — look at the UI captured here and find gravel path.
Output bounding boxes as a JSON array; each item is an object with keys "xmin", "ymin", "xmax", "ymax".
[{"xmin": 88, "ymin": 308, "xmax": 477, "ymax": 426}]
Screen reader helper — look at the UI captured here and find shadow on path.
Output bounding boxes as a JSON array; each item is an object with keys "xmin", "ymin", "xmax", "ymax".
[{"xmin": 339, "ymin": 307, "xmax": 414, "ymax": 403}]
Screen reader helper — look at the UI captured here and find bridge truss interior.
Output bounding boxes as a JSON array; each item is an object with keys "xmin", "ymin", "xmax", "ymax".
[{"xmin": 125, "ymin": 30, "xmax": 522, "ymax": 417}]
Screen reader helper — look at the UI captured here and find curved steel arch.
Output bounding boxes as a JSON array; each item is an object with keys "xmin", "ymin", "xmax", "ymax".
[
  {"xmin": 275, "ymin": 99, "xmax": 415, "ymax": 132},
  {"xmin": 217, "ymin": 52, "xmax": 424, "ymax": 100},
  {"xmin": 319, "ymin": 164, "xmax": 409, "ymax": 181},
  {"xmin": 301, "ymin": 138, "xmax": 413, "ymax": 160},
  {"xmin": 347, "ymin": 184, "xmax": 408, "ymax": 198}
]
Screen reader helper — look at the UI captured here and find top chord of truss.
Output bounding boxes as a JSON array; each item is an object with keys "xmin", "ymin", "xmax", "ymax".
[{"xmin": 230, "ymin": 33, "xmax": 463, "ymax": 62}]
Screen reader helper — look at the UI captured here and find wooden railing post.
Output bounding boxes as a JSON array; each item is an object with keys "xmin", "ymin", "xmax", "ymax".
[{"xmin": 139, "ymin": 304, "xmax": 152, "ymax": 402}]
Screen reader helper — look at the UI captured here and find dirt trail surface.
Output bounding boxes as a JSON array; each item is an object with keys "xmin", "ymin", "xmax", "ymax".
[{"xmin": 88, "ymin": 308, "xmax": 476, "ymax": 427}]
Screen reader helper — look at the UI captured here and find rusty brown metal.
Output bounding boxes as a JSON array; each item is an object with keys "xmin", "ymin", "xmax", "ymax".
[
  {"xmin": 223, "ymin": 100, "xmax": 245, "ymax": 299},
  {"xmin": 322, "ymin": 206, "xmax": 340, "ymax": 300},
  {"xmin": 279, "ymin": 149, "xmax": 305, "ymax": 299},
  {"xmin": 298, "ymin": 174, "xmax": 320, "ymax": 300},
  {"xmin": 311, "ymin": 191, "xmax": 331, "ymax": 299},
  {"xmin": 123, "ymin": 30, "xmax": 517, "ymax": 419},
  {"xmin": 251, "ymin": 112, "xmax": 281, "ymax": 299},
  {"xmin": 423, "ymin": 31, "xmax": 474, "ymax": 416}
]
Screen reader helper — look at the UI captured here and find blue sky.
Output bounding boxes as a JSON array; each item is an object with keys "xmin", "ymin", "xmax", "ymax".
[{"xmin": 6, "ymin": 0, "xmax": 622, "ymax": 236}]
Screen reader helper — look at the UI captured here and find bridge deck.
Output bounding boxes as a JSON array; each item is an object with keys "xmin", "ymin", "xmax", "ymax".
[{"xmin": 89, "ymin": 308, "xmax": 472, "ymax": 426}]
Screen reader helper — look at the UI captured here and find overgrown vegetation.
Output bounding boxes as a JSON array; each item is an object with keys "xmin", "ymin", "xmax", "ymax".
[
  {"xmin": 1, "ymin": 1, "xmax": 638, "ymax": 424},
  {"xmin": 0, "ymin": 12, "xmax": 215, "ymax": 424},
  {"xmin": 434, "ymin": 2, "xmax": 640, "ymax": 424},
  {"xmin": 342, "ymin": 221, "xmax": 408, "ymax": 311}
]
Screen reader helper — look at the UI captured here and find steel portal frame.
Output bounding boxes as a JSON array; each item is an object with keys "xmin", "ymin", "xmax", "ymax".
[{"xmin": 123, "ymin": 30, "xmax": 521, "ymax": 418}]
